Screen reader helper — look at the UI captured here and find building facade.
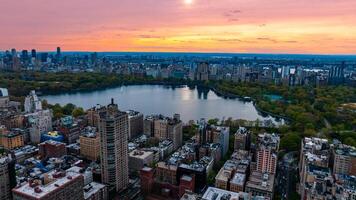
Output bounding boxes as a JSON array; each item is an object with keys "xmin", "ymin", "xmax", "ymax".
[{"xmin": 98, "ymin": 100, "xmax": 129, "ymax": 192}]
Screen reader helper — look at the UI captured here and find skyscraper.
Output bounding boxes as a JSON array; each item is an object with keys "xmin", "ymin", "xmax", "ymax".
[
  {"xmin": 255, "ymin": 133, "xmax": 280, "ymax": 174},
  {"xmin": 56, "ymin": 47, "xmax": 61, "ymax": 56},
  {"xmin": 328, "ymin": 62, "xmax": 345, "ymax": 85},
  {"xmin": 98, "ymin": 99, "xmax": 129, "ymax": 192},
  {"xmin": 31, "ymin": 49, "xmax": 36, "ymax": 58}
]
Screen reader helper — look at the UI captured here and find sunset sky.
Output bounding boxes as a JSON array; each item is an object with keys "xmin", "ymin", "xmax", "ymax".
[{"xmin": 1, "ymin": 0, "xmax": 356, "ymax": 54}]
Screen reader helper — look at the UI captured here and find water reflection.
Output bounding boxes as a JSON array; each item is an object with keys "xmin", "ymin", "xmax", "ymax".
[{"xmin": 42, "ymin": 85, "xmax": 281, "ymax": 123}]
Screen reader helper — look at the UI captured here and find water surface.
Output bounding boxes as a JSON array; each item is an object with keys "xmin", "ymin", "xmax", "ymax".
[{"xmin": 42, "ymin": 85, "xmax": 282, "ymax": 123}]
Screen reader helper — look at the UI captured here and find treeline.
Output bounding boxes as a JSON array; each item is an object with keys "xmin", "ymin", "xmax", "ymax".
[
  {"xmin": 42, "ymin": 101, "xmax": 85, "ymax": 119},
  {"xmin": 0, "ymin": 71, "xmax": 193, "ymax": 97}
]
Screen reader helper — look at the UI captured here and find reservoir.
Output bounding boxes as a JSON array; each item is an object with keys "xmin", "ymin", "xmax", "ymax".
[{"xmin": 42, "ymin": 85, "xmax": 283, "ymax": 124}]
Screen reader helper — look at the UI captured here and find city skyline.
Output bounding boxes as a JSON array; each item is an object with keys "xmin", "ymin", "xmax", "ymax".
[{"xmin": 1, "ymin": 0, "xmax": 356, "ymax": 54}]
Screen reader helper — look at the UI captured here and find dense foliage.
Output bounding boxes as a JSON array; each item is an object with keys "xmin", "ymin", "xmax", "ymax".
[{"xmin": 215, "ymin": 81, "xmax": 356, "ymax": 148}]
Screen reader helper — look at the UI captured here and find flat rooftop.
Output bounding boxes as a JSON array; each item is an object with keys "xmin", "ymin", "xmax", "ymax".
[
  {"xmin": 129, "ymin": 150, "xmax": 153, "ymax": 159},
  {"xmin": 13, "ymin": 170, "xmax": 82, "ymax": 198},
  {"xmin": 83, "ymin": 182, "xmax": 106, "ymax": 199},
  {"xmin": 246, "ymin": 171, "xmax": 275, "ymax": 193},
  {"xmin": 230, "ymin": 173, "xmax": 246, "ymax": 186},
  {"xmin": 202, "ymin": 187, "xmax": 248, "ymax": 200}
]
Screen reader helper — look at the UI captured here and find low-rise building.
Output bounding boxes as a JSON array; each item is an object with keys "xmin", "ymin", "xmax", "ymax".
[
  {"xmin": 38, "ymin": 140, "xmax": 67, "ymax": 159},
  {"xmin": 0, "ymin": 127, "xmax": 25, "ymax": 150},
  {"xmin": 129, "ymin": 150, "xmax": 154, "ymax": 171},
  {"xmin": 12, "ymin": 170, "xmax": 84, "ymax": 200},
  {"xmin": 245, "ymin": 171, "xmax": 275, "ymax": 200},
  {"xmin": 79, "ymin": 127, "xmax": 100, "ymax": 161}
]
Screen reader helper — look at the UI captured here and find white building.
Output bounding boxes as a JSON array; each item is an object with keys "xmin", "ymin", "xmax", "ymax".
[
  {"xmin": 0, "ymin": 88, "xmax": 9, "ymax": 108},
  {"xmin": 24, "ymin": 90, "xmax": 42, "ymax": 113},
  {"xmin": 26, "ymin": 110, "xmax": 53, "ymax": 144}
]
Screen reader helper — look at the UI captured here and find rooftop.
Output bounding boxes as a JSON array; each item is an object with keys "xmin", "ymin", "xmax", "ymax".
[
  {"xmin": 129, "ymin": 150, "xmax": 153, "ymax": 159},
  {"xmin": 230, "ymin": 173, "xmax": 246, "ymax": 186},
  {"xmin": 257, "ymin": 133, "xmax": 280, "ymax": 151},
  {"xmin": 246, "ymin": 171, "xmax": 275, "ymax": 192},
  {"xmin": 202, "ymin": 187, "xmax": 249, "ymax": 200},
  {"xmin": 83, "ymin": 182, "xmax": 106, "ymax": 199},
  {"xmin": 13, "ymin": 170, "xmax": 82, "ymax": 198},
  {"xmin": 235, "ymin": 127, "xmax": 250, "ymax": 135},
  {"xmin": 81, "ymin": 127, "xmax": 97, "ymax": 138},
  {"xmin": 126, "ymin": 110, "xmax": 142, "ymax": 118},
  {"xmin": 39, "ymin": 140, "xmax": 66, "ymax": 146},
  {"xmin": 334, "ymin": 144, "xmax": 356, "ymax": 157}
]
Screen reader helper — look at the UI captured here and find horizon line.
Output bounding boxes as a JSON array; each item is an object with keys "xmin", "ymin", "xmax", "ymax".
[{"xmin": 1, "ymin": 50, "xmax": 356, "ymax": 57}]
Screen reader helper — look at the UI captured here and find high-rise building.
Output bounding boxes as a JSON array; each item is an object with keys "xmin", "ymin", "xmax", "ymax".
[
  {"xmin": 234, "ymin": 127, "xmax": 251, "ymax": 151},
  {"xmin": 328, "ymin": 63, "xmax": 345, "ymax": 85},
  {"xmin": 299, "ymin": 137, "xmax": 331, "ymax": 200},
  {"xmin": 153, "ymin": 114, "xmax": 183, "ymax": 150},
  {"xmin": 21, "ymin": 50, "xmax": 29, "ymax": 62},
  {"xmin": 24, "ymin": 90, "xmax": 42, "ymax": 113},
  {"xmin": 196, "ymin": 62, "xmax": 209, "ymax": 81},
  {"xmin": 98, "ymin": 99, "xmax": 129, "ymax": 192},
  {"xmin": 143, "ymin": 115, "xmax": 157, "ymax": 137},
  {"xmin": 255, "ymin": 133, "xmax": 280, "ymax": 174},
  {"xmin": 11, "ymin": 48, "xmax": 16, "ymax": 57},
  {"xmin": 126, "ymin": 110, "xmax": 143, "ymax": 140},
  {"xmin": 56, "ymin": 47, "xmax": 61, "ymax": 57},
  {"xmin": 87, "ymin": 107, "xmax": 100, "ymax": 127},
  {"xmin": 25, "ymin": 109, "xmax": 53, "ymax": 144},
  {"xmin": 0, "ymin": 155, "xmax": 16, "ymax": 200},
  {"xmin": 207, "ymin": 126, "xmax": 230, "ymax": 156},
  {"xmin": 197, "ymin": 118, "xmax": 208, "ymax": 145},
  {"xmin": 31, "ymin": 49, "xmax": 36, "ymax": 58}
]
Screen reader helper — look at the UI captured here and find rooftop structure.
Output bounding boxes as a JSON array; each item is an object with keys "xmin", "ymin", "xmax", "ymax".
[
  {"xmin": 202, "ymin": 187, "xmax": 249, "ymax": 200},
  {"xmin": 245, "ymin": 171, "xmax": 275, "ymax": 200},
  {"xmin": 13, "ymin": 169, "xmax": 84, "ymax": 199},
  {"xmin": 80, "ymin": 126, "xmax": 97, "ymax": 138},
  {"xmin": 257, "ymin": 133, "xmax": 280, "ymax": 151},
  {"xmin": 83, "ymin": 181, "xmax": 107, "ymax": 200}
]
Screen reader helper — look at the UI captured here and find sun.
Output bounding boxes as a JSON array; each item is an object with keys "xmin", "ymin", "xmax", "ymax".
[{"xmin": 184, "ymin": 0, "xmax": 193, "ymax": 5}]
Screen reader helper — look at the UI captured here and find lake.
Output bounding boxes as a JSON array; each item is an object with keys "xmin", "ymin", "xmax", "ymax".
[{"xmin": 42, "ymin": 85, "xmax": 283, "ymax": 124}]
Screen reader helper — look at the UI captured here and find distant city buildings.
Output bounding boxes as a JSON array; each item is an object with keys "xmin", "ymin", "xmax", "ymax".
[{"xmin": 1, "ymin": 48, "xmax": 354, "ymax": 87}]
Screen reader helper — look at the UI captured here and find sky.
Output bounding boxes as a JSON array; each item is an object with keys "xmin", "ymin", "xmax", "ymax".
[{"xmin": 0, "ymin": 0, "xmax": 356, "ymax": 54}]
